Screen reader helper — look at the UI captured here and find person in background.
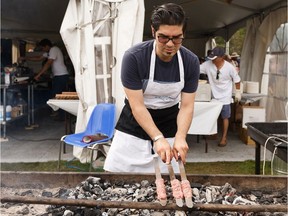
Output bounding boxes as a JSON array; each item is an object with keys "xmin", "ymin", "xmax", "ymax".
[
  {"xmin": 223, "ymin": 54, "xmax": 238, "ymax": 69},
  {"xmin": 20, "ymin": 39, "xmax": 69, "ymax": 120},
  {"xmin": 230, "ymin": 52, "xmax": 240, "ymax": 72},
  {"xmin": 200, "ymin": 47, "xmax": 241, "ymax": 147},
  {"xmin": 104, "ymin": 3, "xmax": 200, "ymax": 173},
  {"xmin": 205, "ymin": 49, "xmax": 212, "ymax": 61},
  {"xmin": 198, "ymin": 57, "xmax": 206, "ymax": 64},
  {"xmin": 223, "ymin": 54, "xmax": 232, "ymax": 63}
]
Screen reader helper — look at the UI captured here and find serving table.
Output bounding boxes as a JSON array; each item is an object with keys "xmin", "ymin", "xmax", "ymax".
[
  {"xmin": 47, "ymin": 99, "xmax": 223, "ymax": 153},
  {"xmin": 188, "ymin": 100, "xmax": 223, "ymax": 135},
  {"xmin": 188, "ymin": 100, "xmax": 223, "ymax": 152},
  {"xmin": 47, "ymin": 99, "xmax": 79, "ymax": 116}
]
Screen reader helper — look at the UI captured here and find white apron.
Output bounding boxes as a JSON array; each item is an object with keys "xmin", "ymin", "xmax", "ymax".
[{"xmin": 104, "ymin": 42, "xmax": 185, "ymax": 173}]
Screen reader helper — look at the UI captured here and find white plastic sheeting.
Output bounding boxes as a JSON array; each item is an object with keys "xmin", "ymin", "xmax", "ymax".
[
  {"xmin": 240, "ymin": 7, "xmax": 287, "ymax": 83},
  {"xmin": 60, "ymin": 0, "xmax": 144, "ymax": 162},
  {"xmin": 262, "ymin": 23, "xmax": 288, "ymax": 121},
  {"xmin": 240, "ymin": 7, "xmax": 287, "ymax": 121}
]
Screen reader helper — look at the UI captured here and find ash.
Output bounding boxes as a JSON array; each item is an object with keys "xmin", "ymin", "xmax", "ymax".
[{"xmin": 1, "ymin": 176, "xmax": 287, "ymax": 216}]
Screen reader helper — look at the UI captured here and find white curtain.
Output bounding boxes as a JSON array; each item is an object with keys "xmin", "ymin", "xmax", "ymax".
[
  {"xmin": 112, "ymin": 0, "xmax": 145, "ymax": 119},
  {"xmin": 60, "ymin": 0, "xmax": 144, "ymax": 162},
  {"xmin": 240, "ymin": 7, "xmax": 287, "ymax": 83},
  {"xmin": 264, "ymin": 23, "xmax": 288, "ymax": 121},
  {"xmin": 240, "ymin": 7, "xmax": 287, "ymax": 122},
  {"xmin": 239, "ymin": 17, "xmax": 261, "ymax": 82}
]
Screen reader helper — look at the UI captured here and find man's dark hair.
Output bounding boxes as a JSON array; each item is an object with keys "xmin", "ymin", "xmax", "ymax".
[
  {"xmin": 39, "ymin": 39, "xmax": 52, "ymax": 47},
  {"xmin": 151, "ymin": 3, "xmax": 187, "ymax": 34}
]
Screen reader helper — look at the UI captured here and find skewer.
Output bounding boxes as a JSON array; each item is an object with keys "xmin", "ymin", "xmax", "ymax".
[
  {"xmin": 154, "ymin": 156, "xmax": 167, "ymax": 206},
  {"xmin": 167, "ymin": 164, "xmax": 184, "ymax": 207},
  {"xmin": 178, "ymin": 158, "xmax": 193, "ymax": 208}
]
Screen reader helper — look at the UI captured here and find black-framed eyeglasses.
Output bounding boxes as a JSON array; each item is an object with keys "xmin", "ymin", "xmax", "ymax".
[
  {"xmin": 216, "ymin": 70, "xmax": 220, "ymax": 80},
  {"xmin": 157, "ymin": 35, "xmax": 184, "ymax": 44}
]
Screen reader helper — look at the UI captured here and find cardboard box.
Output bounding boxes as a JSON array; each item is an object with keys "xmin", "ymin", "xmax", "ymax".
[
  {"xmin": 195, "ymin": 83, "xmax": 211, "ymax": 101},
  {"xmin": 242, "ymin": 106, "xmax": 265, "ymax": 128},
  {"xmin": 239, "ymin": 127, "xmax": 255, "ymax": 145}
]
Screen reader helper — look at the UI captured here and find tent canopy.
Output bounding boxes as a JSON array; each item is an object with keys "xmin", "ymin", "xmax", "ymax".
[
  {"xmin": 1, "ymin": 0, "xmax": 286, "ymax": 161},
  {"xmin": 1, "ymin": 0, "xmax": 70, "ymax": 41},
  {"xmin": 1, "ymin": 0, "xmax": 286, "ymax": 43},
  {"xmin": 143, "ymin": 0, "xmax": 286, "ymax": 41},
  {"xmin": 1, "ymin": 1, "xmax": 287, "ymax": 115}
]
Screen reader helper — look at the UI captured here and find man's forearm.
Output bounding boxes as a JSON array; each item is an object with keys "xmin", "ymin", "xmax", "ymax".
[
  {"xmin": 176, "ymin": 93, "xmax": 195, "ymax": 138},
  {"xmin": 131, "ymin": 105, "xmax": 163, "ymax": 140},
  {"xmin": 176, "ymin": 105, "xmax": 193, "ymax": 139}
]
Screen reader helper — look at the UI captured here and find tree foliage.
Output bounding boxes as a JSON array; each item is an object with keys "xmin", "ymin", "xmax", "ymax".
[
  {"xmin": 230, "ymin": 28, "xmax": 246, "ymax": 55},
  {"xmin": 214, "ymin": 28, "xmax": 246, "ymax": 55}
]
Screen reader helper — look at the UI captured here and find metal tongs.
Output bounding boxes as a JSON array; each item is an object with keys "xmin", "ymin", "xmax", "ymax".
[
  {"xmin": 167, "ymin": 163, "xmax": 184, "ymax": 207},
  {"xmin": 154, "ymin": 156, "xmax": 193, "ymax": 208},
  {"xmin": 178, "ymin": 158, "xmax": 193, "ymax": 208}
]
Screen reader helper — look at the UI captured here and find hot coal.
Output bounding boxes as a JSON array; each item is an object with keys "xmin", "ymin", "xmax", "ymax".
[{"xmin": 0, "ymin": 176, "xmax": 287, "ymax": 216}]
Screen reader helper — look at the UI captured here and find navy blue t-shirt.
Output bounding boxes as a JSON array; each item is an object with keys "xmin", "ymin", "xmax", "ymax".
[{"xmin": 121, "ymin": 40, "xmax": 200, "ymax": 93}]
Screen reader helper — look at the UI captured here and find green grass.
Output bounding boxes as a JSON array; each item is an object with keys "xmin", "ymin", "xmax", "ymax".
[
  {"xmin": 1, "ymin": 160, "xmax": 271, "ymax": 174},
  {"xmin": 1, "ymin": 160, "xmax": 103, "ymax": 172},
  {"xmin": 185, "ymin": 161, "xmax": 271, "ymax": 175}
]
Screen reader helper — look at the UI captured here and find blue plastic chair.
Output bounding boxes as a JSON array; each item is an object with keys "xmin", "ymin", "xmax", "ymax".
[{"xmin": 58, "ymin": 103, "xmax": 116, "ymax": 171}]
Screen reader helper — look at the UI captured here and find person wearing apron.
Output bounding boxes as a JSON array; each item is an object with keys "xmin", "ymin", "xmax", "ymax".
[{"xmin": 104, "ymin": 3, "xmax": 200, "ymax": 173}]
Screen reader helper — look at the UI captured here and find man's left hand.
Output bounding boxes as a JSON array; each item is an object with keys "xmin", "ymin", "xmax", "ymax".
[{"xmin": 173, "ymin": 136, "xmax": 189, "ymax": 164}]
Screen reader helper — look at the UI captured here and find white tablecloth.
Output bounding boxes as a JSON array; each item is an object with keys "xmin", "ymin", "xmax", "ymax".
[
  {"xmin": 47, "ymin": 99, "xmax": 223, "ymax": 160},
  {"xmin": 47, "ymin": 99, "xmax": 79, "ymax": 116},
  {"xmin": 47, "ymin": 99, "xmax": 223, "ymax": 135},
  {"xmin": 188, "ymin": 100, "xmax": 223, "ymax": 135}
]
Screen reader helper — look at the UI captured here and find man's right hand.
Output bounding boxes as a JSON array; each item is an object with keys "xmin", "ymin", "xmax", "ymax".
[{"xmin": 154, "ymin": 137, "xmax": 172, "ymax": 164}]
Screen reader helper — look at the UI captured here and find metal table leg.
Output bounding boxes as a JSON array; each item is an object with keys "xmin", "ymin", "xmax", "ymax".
[
  {"xmin": 26, "ymin": 84, "xmax": 31, "ymax": 128},
  {"xmin": 30, "ymin": 83, "xmax": 38, "ymax": 128},
  {"xmin": 25, "ymin": 83, "xmax": 38, "ymax": 129},
  {"xmin": 31, "ymin": 83, "xmax": 34, "ymax": 125},
  {"xmin": 255, "ymin": 142, "xmax": 261, "ymax": 174},
  {"xmin": 203, "ymin": 135, "xmax": 208, "ymax": 153},
  {"xmin": 1, "ymin": 86, "xmax": 8, "ymax": 139}
]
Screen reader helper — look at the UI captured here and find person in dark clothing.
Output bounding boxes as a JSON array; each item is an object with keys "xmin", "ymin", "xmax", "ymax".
[
  {"xmin": 20, "ymin": 39, "xmax": 69, "ymax": 120},
  {"xmin": 104, "ymin": 3, "xmax": 200, "ymax": 173}
]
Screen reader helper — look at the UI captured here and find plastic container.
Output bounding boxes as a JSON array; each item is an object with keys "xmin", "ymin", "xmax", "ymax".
[
  {"xmin": 0, "ymin": 105, "xmax": 3, "ymax": 121},
  {"xmin": 18, "ymin": 97, "xmax": 27, "ymax": 115},
  {"xmin": 15, "ymin": 92, "xmax": 27, "ymax": 115},
  {"xmin": 0, "ymin": 105, "xmax": 12, "ymax": 121},
  {"xmin": 5, "ymin": 73, "xmax": 10, "ymax": 84},
  {"xmin": 11, "ymin": 106, "xmax": 20, "ymax": 118},
  {"xmin": 6, "ymin": 105, "xmax": 12, "ymax": 120}
]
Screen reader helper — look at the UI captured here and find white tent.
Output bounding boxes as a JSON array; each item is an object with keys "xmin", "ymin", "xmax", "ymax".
[
  {"xmin": 60, "ymin": 0, "xmax": 144, "ymax": 161},
  {"xmin": 1, "ymin": 0, "xmax": 287, "ymax": 158}
]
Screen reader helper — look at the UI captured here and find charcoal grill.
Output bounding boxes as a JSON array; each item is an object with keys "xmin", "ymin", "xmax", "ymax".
[
  {"xmin": 0, "ymin": 171, "xmax": 287, "ymax": 214},
  {"xmin": 246, "ymin": 122, "xmax": 288, "ymax": 174}
]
